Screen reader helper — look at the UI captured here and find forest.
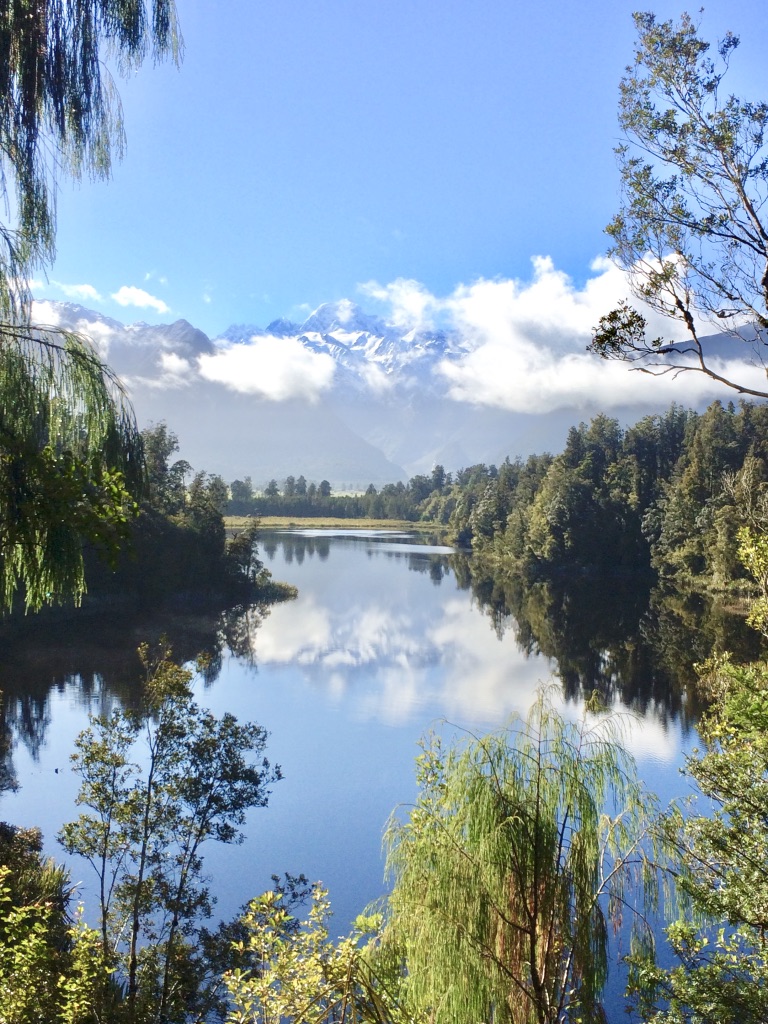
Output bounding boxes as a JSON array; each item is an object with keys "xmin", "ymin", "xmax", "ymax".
[{"xmin": 232, "ymin": 400, "xmax": 768, "ymax": 598}]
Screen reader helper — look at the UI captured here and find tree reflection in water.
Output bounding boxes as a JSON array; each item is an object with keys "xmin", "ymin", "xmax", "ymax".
[
  {"xmin": 2, "ymin": 534, "xmax": 764, "ymax": 799},
  {"xmin": 458, "ymin": 555, "xmax": 764, "ymax": 729},
  {"xmin": 0, "ymin": 600, "xmax": 273, "ymax": 790}
]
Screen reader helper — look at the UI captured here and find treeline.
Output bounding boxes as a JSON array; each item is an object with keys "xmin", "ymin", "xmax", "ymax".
[
  {"xmin": 226, "ymin": 465, "xmax": 456, "ymax": 520},
  {"xmin": 447, "ymin": 401, "xmax": 768, "ymax": 589}
]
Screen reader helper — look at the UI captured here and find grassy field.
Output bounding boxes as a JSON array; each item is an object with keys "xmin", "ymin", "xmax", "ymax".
[{"xmin": 225, "ymin": 515, "xmax": 442, "ymax": 532}]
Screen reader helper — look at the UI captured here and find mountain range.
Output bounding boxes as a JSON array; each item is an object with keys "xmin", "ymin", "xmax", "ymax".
[{"xmin": 35, "ymin": 298, "xmax": 703, "ymax": 488}]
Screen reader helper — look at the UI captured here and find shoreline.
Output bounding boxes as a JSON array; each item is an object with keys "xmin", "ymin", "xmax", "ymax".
[{"xmin": 225, "ymin": 515, "xmax": 446, "ymax": 533}]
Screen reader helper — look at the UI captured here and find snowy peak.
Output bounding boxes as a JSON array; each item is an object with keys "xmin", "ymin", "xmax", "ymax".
[
  {"xmin": 264, "ymin": 317, "xmax": 301, "ymax": 337},
  {"xmin": 217, "ymin": 298, "xmax": 459, "ymax": 389},
  {"xmin": 34, "ymin": 295, "xmax": 461, "ymax": 397},
  {"xmin": 300, "ymin": 300, "xmax": 385, "ymax": 337}
]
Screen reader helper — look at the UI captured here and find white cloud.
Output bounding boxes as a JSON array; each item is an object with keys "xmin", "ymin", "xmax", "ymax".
[
  {"xmin": 30, "ymin": 300, "xmax": 63, "ymax": 327},
  {"xmin": 125, "ymin": 352, "xmax": 194, "ymax": 390},
  {"xmin": 72, "ymin": 318, "xmax": 114, "ymax": 358},
  {"xmin": 360, "ymin": 362, "xmax": 393, "ymax": 395},
  {"xmin": 53, "ymin": 281, "xmax": 103, "ymax": 303},
  {"xmin": 359, "ymin": 277, "xmax": 437, "ymax": 331},
  {"xmin": 334, "ymin": 297, "xmax": 356, "ymax": 324},
  {"xmin": 29, "ymin": 301, "xmax": 115, "ymax": 357},
  {"xmin": 111, "ymin": 285, "xmax": 170, "ymax": 315},
  {"xmin": 198, "ymin": 334, "xmax": 335, "ymax": 401},
  {"xmin": 365, "ymin": 257, "xmax": 767, "ymax": 413},
  {"xmin": 156, "ymin": 351, "xmax": 194, "ymax": 387}
]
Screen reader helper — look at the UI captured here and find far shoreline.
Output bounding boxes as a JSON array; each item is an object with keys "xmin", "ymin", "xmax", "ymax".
[{"xmin": 225, "ymin": 515, "xmax": 446, "ymax": 534}]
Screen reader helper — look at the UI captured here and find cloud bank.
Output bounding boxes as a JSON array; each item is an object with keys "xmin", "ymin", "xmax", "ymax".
[
  {"xmin": 31, "ymin": 256, "xmax": 768, "ymax": 411},
  {"xmin": 198, "ymin": 334, "xmax": 336, "ymax": 402},
  {"xmin": 363, "ymin": 257, "xmax": 768, "ymax": 413}
]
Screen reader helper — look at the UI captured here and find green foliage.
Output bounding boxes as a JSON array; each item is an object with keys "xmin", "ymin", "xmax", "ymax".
[
  {"xmin": 0, "ymin": 824, "xmax": 110, "ymax": 1024},
  {"xmin": 737, "ymin": 526, "xmax": 768, "ymax": 636},
  {"xmin": 235, "ymin": 400, "xmax": 768, "ymax": 595},
  {"xmin": 628, "ymin": 657, "xmax": 768, "ymax": 1023},
  {"xmin": 224, "ymin": 885, "xmax": 411, "ymax": 1024},
  {"xmin": 141, "ymin": 422, "xmax": 190, "ymax": 516},
  {"xmin": 81, "ymin": 422, "xmax": 292, "ymax": 609},
  {"xmin": 591, "ymin": 11, "xmax": 768, "ymax": 398},
  {"xmin": 0, "ymin": 331, "xmax": 142, "ymax": 611},
  {"xmin": 0, "ymin": 0, "xmax": 181, "ymax": 306},
  {"xmin": 384, "ymin": 690, "xmax": 666, "ymax": 1024},
  {"xmin": 424, "ymin": 400, "xmax": 768, "ymax": 596},
  {"xmin": 58, "ymin": 642, "xmax": 281, "ymax": 1023}
]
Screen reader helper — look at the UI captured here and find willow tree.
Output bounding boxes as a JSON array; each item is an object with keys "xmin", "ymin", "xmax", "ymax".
[
  {"xmin": 384, "ymin": 691, "xmax": 666, "ymax": 1024},
  {"xmin": 0, "ymin": 1, "xmax": 181, "ymax": 610},
  {"xmin": 590, "ymin": 12, "xmax": 768, "ymax": 400}
]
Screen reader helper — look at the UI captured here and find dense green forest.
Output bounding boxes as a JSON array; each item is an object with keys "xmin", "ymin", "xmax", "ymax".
[
  {"xmin": 230, "ymin": 400, "xmax": 768, "ymax": 596},
  {"xmin": 79, "ymin": 423, "xmax": 294, "ymax": 610},
  {"xmin": 0, "ymin": 421, "xmax": 295, "ymax": 617}
]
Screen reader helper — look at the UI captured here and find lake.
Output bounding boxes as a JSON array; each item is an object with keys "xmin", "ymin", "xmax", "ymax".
[{"xmin": 0, "ymin": 528, "xmax": 717, "ymax": 1003}]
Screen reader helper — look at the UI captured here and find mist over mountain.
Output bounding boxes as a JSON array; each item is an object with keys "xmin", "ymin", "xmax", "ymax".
[{"xmin": 34, "ymin": 297, "xmax": 737, "ymax": 489}]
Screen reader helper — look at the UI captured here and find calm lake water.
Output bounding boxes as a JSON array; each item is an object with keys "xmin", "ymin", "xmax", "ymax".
[{"xmin": 0, "ymin": 528, "xmax": 711, "ymax": 1001}]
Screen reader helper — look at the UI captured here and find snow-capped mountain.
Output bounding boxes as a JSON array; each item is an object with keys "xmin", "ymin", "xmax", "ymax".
[
  {"xmin": 31, "ymin": 298, "xmax": 576, "ymax": 487},
  {"xmin": 219, "ymin": 300, "xmax": 461, "ymax": 388}
]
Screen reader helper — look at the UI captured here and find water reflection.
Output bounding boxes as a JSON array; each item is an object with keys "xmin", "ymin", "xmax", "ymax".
[
  {"xmin": 459, "ymin": 559, "xmax": 764, "ymax": 729},
  {"xmin": 0, "ymin": 600, "xmax": 273, "ymax": 786},
  {"xmin": 1, "ymin": 531, "xmax": 761, "ymax": 791},
  {"xmin": 249, "ymin": 532, "xmax": 738, "ymax": 749},
  {"xmin": 0, "ymin": 527, "xmax": 742, "ymax": 946}
]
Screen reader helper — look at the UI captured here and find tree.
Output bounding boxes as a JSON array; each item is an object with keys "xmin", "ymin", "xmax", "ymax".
[
  {"xmin": 0, "ymin": 1, "xmax": 181, "ymax": 300},
  {"xmin": 384, "ymin": 690, "xmax": 666, "ymax": 1024},
  {"xmin": 590, "ymin": 12, "xmax": 768, "ymax": 400},
  {"xmin": 0, "ymin": 1, "xmax": 182, "ymax": 611},
  {"xmin": 628, "ymin": 657, "xmax": 768, "ymax": 1024},
  {"xmin": 0, "ymin": 341, "xmax": 143, "ymax": 610},
  {"xmin": 231, "ymin": 478, "xmax": 254, "ymax": 505},
  {"xmin": 430, "ymin": 464, "xmax": 447, "ymax": 493},
  {"xmin": 283, "ymin": 476, "xmax": 297, "ymax": 498},
  {"xmin": 206, "ymin": 474, "xmax": 230, "ymax": 514},
  {"xmin": 264, "ymin": 479, "xmax": 280, "ymax": 498},
  {"xmin": 141, "ymin": 422, "xmax": 190, "ymax": 515},
  {"xmin": 318, "ymin": 480, "xmax": 332, "ymax": 499},
  {"xmin": 59, "ymin": 642, "xmax": 281, "ymax": 1023}
]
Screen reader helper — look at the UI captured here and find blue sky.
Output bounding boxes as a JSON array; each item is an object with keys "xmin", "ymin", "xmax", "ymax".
[{"xmin": 34, "ymin": 0, "xmax": 768, "ymax": 341}]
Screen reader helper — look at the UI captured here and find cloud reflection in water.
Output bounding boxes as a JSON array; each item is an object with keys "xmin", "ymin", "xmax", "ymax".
[{"xmin": 253, "ymin": 535, "xmax": 685, "ymax": 766}]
